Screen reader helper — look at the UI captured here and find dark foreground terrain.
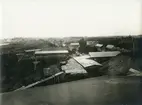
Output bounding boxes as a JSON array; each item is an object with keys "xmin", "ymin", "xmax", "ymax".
[{"xmin": 1, "ymin": 76, "xmax": 142, "ymax": 105}]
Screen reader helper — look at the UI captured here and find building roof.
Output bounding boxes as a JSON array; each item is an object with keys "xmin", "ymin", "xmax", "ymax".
[
  {"xmin": 73, "ymin": 56, "xmax": 102, "ymax": 68},
  {"xmin": 35, "ymin": 50, "xmax": 69, "ymax": 55},
  {"xmin": 106, "ymin": 45, "xmax": 115, "ymax": 49},
  {"xmin": 89, "ymin": 51, "xmax": 121, "ymax": 58},
  {"xmin": 61, "ymin": 58, "xmax": 87, "ymax": 74},
  {"xmin": 24, "ymin": 49, "xmax": 41, "ymax": 53},
  {"xmin": 95, "ymin": 44, "xmax": 103, "ymax": 48},
  {"xmin": 0, "ymin": 43, "xmax": 9, "ymax": 46},
  {"xmin": 70, "ymin": 43, "xmax": 79, "ymax": 46}
]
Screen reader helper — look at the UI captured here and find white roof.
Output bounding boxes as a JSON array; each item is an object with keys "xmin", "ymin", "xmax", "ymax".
[
  {"xmin": 106, "ymin": 45, "xmax": 114, "ymax": 49},
  {"xmin": 61, "ymin": 59, "xmax": 87, "ymax": 74},
  {"xmin": 89, "ymin": 51, "xmax": 121, "ymax": 58},
  {"xmin": 87, "ymin": 41, "xmax": 97, "ymax": 45},
  {"xmin": 95, "ymin": 44, "xmax": 103, "ymax": 48},
  {"xmin": 25, "ymin": 49, "xmax": 41, "ymax": 53},
  {"xmin": 73, "ymin": 56, "xmax": 102, "ymax": 67},
  {"xmin": 0, "ymin": 43, "xmax": 9, "ymax": 46},
  {"xmin": 70, "ymin": 43, "xmax": 79, "ymax": 46},
  {"xmin": 35, "ymin": 50, "xmax": 68, "ymax": 55},
  {"xmin": 62, "ymin": 44, "xmax": 66, "ymax": 47},
  {"xmin": 65, "ymin": 70, "xmax": 87, "ymax": 74}
]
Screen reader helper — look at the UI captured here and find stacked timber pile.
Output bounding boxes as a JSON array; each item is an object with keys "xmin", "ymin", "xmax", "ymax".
[
  {"xmin": 43, "ymin": 65, "xmax": 60, "ymax": 77},
  {"xmin": 61, "ymin": 58, "xmax": 88, "ymax": 81}
]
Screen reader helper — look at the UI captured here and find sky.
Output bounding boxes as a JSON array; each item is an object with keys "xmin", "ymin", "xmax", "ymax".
[{"xmin": 0, "ymin": 0, "xmax": 142, "ymax": 39}]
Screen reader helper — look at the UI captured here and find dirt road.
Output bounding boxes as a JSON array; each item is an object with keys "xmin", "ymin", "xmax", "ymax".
[{"xmin": 1, "ymin": 76, "xmax": 142, "ymax": 105}]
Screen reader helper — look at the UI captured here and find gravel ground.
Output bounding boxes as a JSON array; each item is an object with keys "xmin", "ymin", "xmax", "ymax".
[{"xmin": 108, "ymin": 55, "xmax": 132, "ymax": 76}]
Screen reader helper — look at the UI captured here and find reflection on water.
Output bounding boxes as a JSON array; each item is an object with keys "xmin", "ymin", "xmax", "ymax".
[{"xmin": 1, "ymin": 76, "xmax": 142, "ymax": 105}]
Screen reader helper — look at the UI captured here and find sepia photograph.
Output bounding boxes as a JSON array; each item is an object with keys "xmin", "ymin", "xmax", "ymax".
[{"xmin": 0, "ymin": 0, "xmax": 142, "ymax": 105}]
